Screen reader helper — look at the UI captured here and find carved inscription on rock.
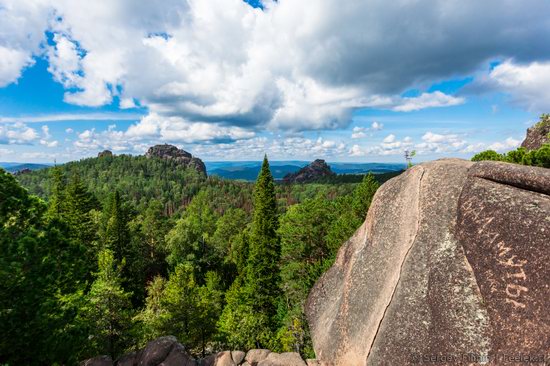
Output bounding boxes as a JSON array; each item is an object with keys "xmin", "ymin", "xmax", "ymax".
[{"xmin": 457, "ymin": 173, "xmax": 550, "ymax": 359}]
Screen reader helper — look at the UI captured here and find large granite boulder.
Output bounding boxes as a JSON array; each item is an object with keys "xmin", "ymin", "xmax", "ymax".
[
  {"xmin": 283, "ymin": 159, "xmax": 335, "ymax": 184},
  {"xmin": 306, "ymin": 159, "xmax": 550, "ymax": 366},
  {"xmin": 145, "ymin": 144, "xmax": 207, "ymax": 176}
]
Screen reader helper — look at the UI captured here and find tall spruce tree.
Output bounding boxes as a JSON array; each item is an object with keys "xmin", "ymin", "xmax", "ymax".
[{"xmin": 244, "ymin": 155, "xmax": 280, "ymax": 346}]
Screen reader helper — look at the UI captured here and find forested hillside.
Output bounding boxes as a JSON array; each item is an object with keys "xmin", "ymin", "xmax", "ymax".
[{"xmin": 2, "ymin": 153, "xmax": 382, "ymax": 365}]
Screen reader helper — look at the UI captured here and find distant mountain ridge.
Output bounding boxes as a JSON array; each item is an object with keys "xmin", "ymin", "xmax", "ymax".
[
  {"xmin": 3, "ymin": 158, "xmax": 406, "ymax": 180},
  {"xmin": 207, "ymin": 161, "xmax": 406, "ymax": 181},
  {"xmin": 0, "ymin": 162, "xmax": 51, "ymax": 173}
]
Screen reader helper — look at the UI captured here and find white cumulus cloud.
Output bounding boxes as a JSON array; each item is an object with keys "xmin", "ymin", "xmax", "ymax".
[{"xmin": 0, "ymin": 0, "xmax": 549, "ymax": 138}]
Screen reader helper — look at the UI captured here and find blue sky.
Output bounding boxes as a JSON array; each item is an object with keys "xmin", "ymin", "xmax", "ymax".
[{"xmin": 1, "ymin": 0, "xmax": 548, "ymax": 163}]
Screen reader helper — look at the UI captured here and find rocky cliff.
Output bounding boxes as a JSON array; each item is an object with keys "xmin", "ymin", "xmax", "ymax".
[
  {"xmin": 98, "ymin": 150, "xmax": 113, "ymax": 158},
  {"xmin": 306, "ymin": 159, "xmax": 550, "ymax": 366},
  {"xmin": 282, "ymin": 159, "xmax": 335, "ymax": 184},
  {"xmin": 145, "ymin": 144, "xmax": 207, "ymax": 176},
  {"xmin": 521, "ymin": 114, "xmax": 550, "ymax": 151}
]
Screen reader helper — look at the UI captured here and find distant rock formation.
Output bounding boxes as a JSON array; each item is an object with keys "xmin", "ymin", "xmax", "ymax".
[
  {"xmin": 145, "ymin": 144, "xmax": 207, "ymax": 176},
  {"xmin": 13, "ymin": 168, "xmax": 32, "ymax": 175},
  {"xmin": 306, "ymin": 159, "xmax": 550, "ymax": 366},
  {"xmin": 282, "ymin": 159, "xmax": 335, "ymax": 184},
  {"xmin": 81, "ymin": 336, "xmax": 309, "ymax": 366},
  {"xmin": 521, "ymin": 114, "xmax": 550, "ymax": 150},
  {"xmin": 97, "ymin": 150, "xmax": 113, "ymax": 158}
]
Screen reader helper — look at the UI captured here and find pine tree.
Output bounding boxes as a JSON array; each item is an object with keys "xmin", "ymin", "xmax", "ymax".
[
  {"xmin": 141, "ymin": 199, "xmax": 169, "ymax": 280},
  {"xmin": 244, "ymin": 155, "xmax": 280, "ymax": 347},
  {"xmin": 103, "ymin": 191, "xmax": 130, "ymax": 260},
  {"xmin": 81, "ymin": 249, "xmax": 134, "ymax": 359},
  {"xmin": 65, "ymin": 173, "xmax": 100, "ymax": 251},
  {"xmin": 47, "ymin": 166, "xmax": 67, "ymax": 218}
]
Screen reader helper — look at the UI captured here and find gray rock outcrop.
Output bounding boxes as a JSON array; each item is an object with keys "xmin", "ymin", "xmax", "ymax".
[
  {"xmin": 145, "ymin": 144, "xmax": 207, "ymax": 176},
  {"xmin": 521, "ymin": 114, "xmax": 550, "ymax": 150},
  {"xmin": 98, "ymin": 150, "xmax": 113, "ymax": 158},
  {"xmin": 283, "ymin": 160, "xmax": 334, "ymax": 184},
  {"xmin": 306, "ymin": 159, "xmax": 550, "ymax": 366}
]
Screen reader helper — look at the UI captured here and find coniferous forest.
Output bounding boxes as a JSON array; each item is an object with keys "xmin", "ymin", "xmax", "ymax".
[{"xmin": 1, "ymin": 153, "xmax": 382, "ymax": 365}]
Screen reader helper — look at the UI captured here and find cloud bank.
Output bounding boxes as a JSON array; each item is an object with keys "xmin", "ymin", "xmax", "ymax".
[{"xmin": 1, "ymin": 0, "xmax": 550, "ymax": 143}]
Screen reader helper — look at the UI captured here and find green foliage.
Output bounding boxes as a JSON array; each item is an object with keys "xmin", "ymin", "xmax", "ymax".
[
  {"xmin": 218, "ymin": 277, "xmax": 271, "ymax": 350},
  {"xmin": 134, "ymin": 276, "xmax": 168, "ymax": 345},
  {"xmin": 17, "ymin": 155, "xmax": 206, "ymax": 213},
  {"xmin": 3, "ymin": 150, "xmax": 388, "ymax": 362},
  {"xmin": 534, "ymin": 113, "xmax": 550, "ymax": 129},
  {"xmin": 135, "ymin": 200, "xmax": 171, "ymax": 282},
  {"xmin": 103, "ymin": 191, "xmax": 131, "ymax": 257},
  {"xmin": 244, "ymin": 156, "xmax": 281, "ymax": 346},
  {"xmin": 218, "ymin": 156, "xmax": 283, "ymax": 349},
  {"xmin": 352, "ymin": 173, "xmax": 380, "ymax": 219},
  {"xmin": 80, "ymin": 249, "xmax": 134, "ymax": 359},
  {"xmin": 137, "ymin": 265, "xmax": 223, "ymax": 356},
  {"xmin": 471, "ymin": 144, "xmax": 550, "ymax": 168},
  {"xmin": 471, "ymin": 149, "xmax": 506, "ymax": 162},
  {"xmin": 166, "ymin": 190, "xmax": 220, "ymax": 280},
  {"xmin": 0, "ymin": 168, "xmax": 89, "ymax": 365}
]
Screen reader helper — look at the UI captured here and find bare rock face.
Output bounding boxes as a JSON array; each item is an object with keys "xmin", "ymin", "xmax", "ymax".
[
  {"xmin": 98, "ymin": 150, "xmax": 113, "ymax": 158},
  {"xmin": 145, "ymin": 144, "xmax": 207, "ymax": 176},
  {"xmin": 283, "ymin": 159, "xmax": 335, "ymax": 184},
  {"xmin": 231, "ymin": 351, "xmax": 246, "ymax": 365},
  {"xmin": 306, "ymin": 159, "xmax": 550, "ymax": 366},
  {"xmin": 521, "ymin": 115, "xmax": 550, "ymax": 151}
]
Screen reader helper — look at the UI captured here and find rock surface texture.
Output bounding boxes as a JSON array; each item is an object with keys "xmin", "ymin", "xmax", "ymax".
[
  {"xmin": 521, "ymin": 116, "xmax": 550, "ymax": 150},
  {"xmin": 145, "ymin": 144, "xmax": 207, "ymax": 176},
  {"xmin": 283, "ymin": 159, "xmax": 335, "ymax": 184},
  {"xmin": 82, "ymin": 337, "xmax": 309, "ymax": 366},
  {"xmin": 306, "ymin": 159, "xmax": 550, "ymax": 366}
]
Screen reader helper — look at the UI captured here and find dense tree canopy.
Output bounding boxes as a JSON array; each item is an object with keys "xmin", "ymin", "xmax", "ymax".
[{"xmin": 1, "ymin": 152, "xmax": 388, "ymax": 363}]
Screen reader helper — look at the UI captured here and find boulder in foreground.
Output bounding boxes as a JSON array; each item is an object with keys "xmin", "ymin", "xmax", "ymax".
[{"xmin": 306, "ymin": 159, "xmax": 550, "ymax": 366}]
